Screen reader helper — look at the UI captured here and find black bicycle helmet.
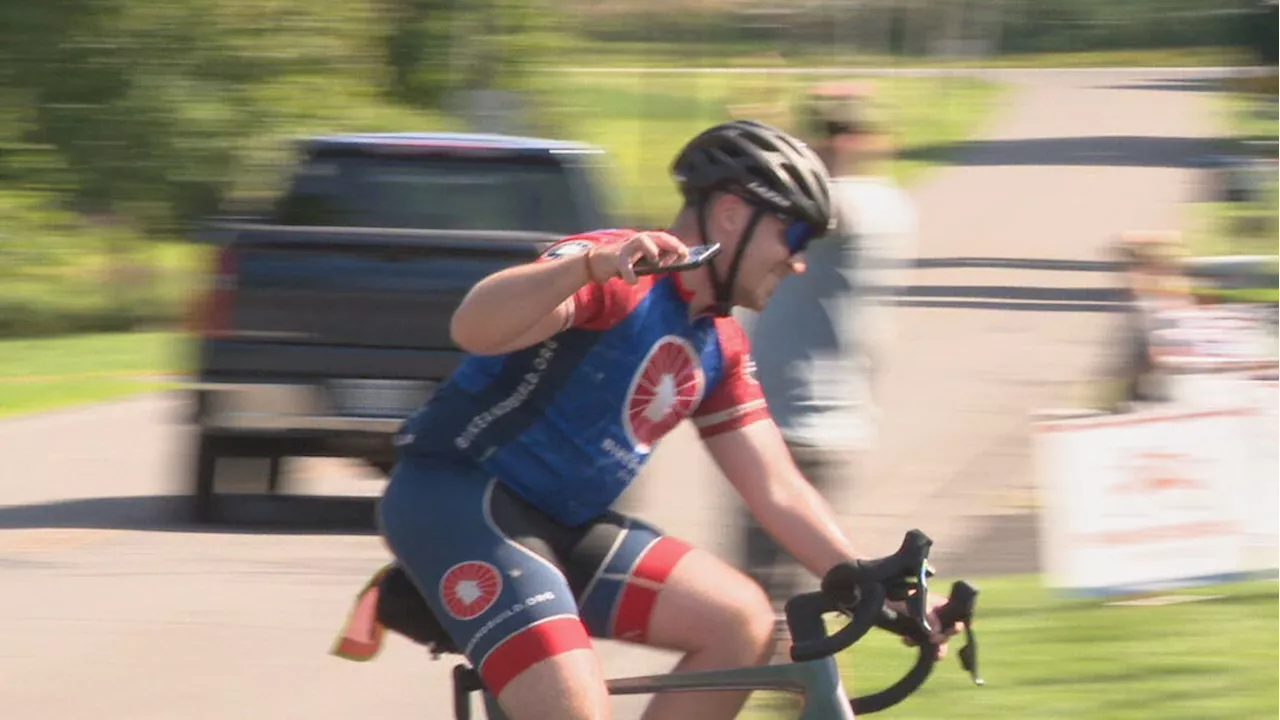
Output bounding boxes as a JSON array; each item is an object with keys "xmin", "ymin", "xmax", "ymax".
[
  {"xmin": 669, "ymin": 120, "xmax": 834, "ymax": 316},
  {"xmin": 671, "ymin": 119, "xmax": 832, "ymax": 231}
]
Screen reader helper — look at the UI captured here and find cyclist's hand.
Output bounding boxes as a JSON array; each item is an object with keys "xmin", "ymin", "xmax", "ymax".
[
  {"xmin": 586, "ymin": 231, "xmax": 688, "ymax": 285},
  {"xmin": 886, "ymin": 593, "xmax": 962, "ymax": 660}
]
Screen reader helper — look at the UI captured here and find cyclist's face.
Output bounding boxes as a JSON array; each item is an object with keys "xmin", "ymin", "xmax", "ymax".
[{"xmin": 728, "ymin": 205, "xmax": 807, "ymax": 311}]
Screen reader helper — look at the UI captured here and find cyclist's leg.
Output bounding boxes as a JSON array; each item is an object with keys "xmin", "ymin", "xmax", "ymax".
[
  {"xmin": 575, "ymin": 518, "xmax": 775, "ymax": 720},
  {"xmin": 378, "ymin": 456, "xmax": 610, "ymax": 720},
  {"xmin": 640, "ymin": 548, "xmax": 776, "ymax": 719}
]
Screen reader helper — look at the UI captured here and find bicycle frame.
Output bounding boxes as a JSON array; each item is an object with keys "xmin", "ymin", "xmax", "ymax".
[{"xmin": 456, "ymin": 655, "xmax": 854, "ymax": 720}]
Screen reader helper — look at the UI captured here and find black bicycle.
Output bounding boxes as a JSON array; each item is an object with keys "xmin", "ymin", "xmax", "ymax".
[{"xmin": 374, "ymin": 529, "xmax": 983, "ymax": 719}]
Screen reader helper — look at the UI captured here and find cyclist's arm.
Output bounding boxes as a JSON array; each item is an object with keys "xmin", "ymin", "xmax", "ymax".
[
  {"xmin": 449, "ymin": 253, "xmax": 587, "ymax": 355},
  {"xmin": 693, "ymin": 318, "xmax": 857, "ymax": 576},
  {"xmin": 704, "ymin": 422, "xmax": 858, "ymax": 576},
  {"xmin": 450, "ymin": 230, "xmax": 685, "ymax": 355}
]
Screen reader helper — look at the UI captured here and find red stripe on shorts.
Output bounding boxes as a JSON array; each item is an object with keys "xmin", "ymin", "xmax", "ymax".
[
  {"xmin": 611, "ymin": 537, "xmax": 693, "ymax": 643},
  {"xmin": 478, "ymin": 615, "xmax": 593, "ymax": 697}
]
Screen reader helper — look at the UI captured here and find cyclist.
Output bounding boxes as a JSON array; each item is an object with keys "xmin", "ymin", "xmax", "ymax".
[{"xmin": 371, "ymin": 120, "xmax": 957, "ymax": 720}]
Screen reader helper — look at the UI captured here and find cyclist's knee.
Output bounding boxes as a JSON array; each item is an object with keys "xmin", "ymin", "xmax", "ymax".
[
  {"xmin": 715, "ymin": 572, "xmax": 774, "ymax": 641},
  {"xmin": 691, "ymin": 571, "xmax": 775, "ymax": 665},
  {"xmin": 730, "ymin": 581, "xmax": 777, "ymax": 659},
  {"xmin": 495, "ymin": 647, "xmax": 611, "ymax": 720}
]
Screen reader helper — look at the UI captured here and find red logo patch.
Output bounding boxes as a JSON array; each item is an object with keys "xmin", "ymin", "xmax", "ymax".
[
  {"xmin": 439, "ymin": 561, "xmax": 503, "ymax": 620},
  {"xmin": 624, "ymin": 336, "xmax": 706, "ymax": 451}
]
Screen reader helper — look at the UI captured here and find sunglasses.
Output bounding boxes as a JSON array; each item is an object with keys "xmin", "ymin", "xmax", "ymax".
[
  {"xmin": 783, "ymin": 218, "xmax": 819, "ymax": 255},
  {"xmin": 722, "ymin": 189, "xmax": 821, "ymax": 255}
]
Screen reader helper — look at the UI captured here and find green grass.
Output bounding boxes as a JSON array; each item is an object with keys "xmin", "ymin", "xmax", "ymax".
[
  {"xmin": 744, "ymin": 575, "xmax": 1279, "ymax": 719},
  {"xmin": 1190, "ymin": 286, "xmax": 1280, "ymax": 304},
  {"xmin": 0, "ymin": 332, "xmax": 187, "ymax": 418},
  {"xmin": 1183, "ymin": 84, "xmax": 1278, "ymax": 261}
]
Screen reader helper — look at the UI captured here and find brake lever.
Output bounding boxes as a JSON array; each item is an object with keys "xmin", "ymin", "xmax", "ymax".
[
  {"xmin": 870, "ymin": 532, "xmax": 943, "ymax": 643},
  {"xmin": 935, "ymin": 580, "xmax": 983, "ymax": 686}
]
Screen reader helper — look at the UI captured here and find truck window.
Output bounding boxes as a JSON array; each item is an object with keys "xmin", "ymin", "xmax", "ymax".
[{"xmin": 274, "ymin": 151, "xmax": 584, "ymax": 235}]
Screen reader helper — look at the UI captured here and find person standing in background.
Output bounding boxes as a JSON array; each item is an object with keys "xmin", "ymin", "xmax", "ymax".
[
  {"xmin": 735, "ymin": 82, "xmax": 919, "ymax": 634},
  {"xmin": 1105, "ymin": 231, "xmax": 1197, "ymax": 411}
]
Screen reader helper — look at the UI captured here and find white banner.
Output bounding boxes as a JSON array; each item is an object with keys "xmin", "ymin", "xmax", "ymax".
[
  {"xmin": 1033, "ymin": 405, "xmax": 1262, "ymax": 594},
  {"xmin": 1169, "ymin": 370, "xmax": 1278, "ymax": 572},
  {"xmin": 1242, "ymin": 376, "xmax": 1279, "ymax": 573}
]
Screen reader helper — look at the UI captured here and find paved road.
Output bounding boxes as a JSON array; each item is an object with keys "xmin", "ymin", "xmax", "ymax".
[
  {"xmin": 846, "ymin": 65, "xmax": 1219, "ymax": 575},
  {"xmin": 0, "ymin": 68, "xmax": 1221, "ymax": 718},
  {"xmin": 557, "ymin": 65, "xmax": 1267, "ymax": 79}
]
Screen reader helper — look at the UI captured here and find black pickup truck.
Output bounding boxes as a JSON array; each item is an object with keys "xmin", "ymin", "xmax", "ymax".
[{"xmin": 186, "ymin": 132, "xmax": 617, "ymax": 521}]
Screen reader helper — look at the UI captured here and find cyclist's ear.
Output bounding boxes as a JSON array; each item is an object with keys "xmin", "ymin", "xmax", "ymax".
[{"xmin": 708, "ymin": 192, "xmax": 750, "ymax": 237}]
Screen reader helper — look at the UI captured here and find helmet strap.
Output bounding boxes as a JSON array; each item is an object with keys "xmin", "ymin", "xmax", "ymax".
[{"xmin": 696, "ymin": 196, "xmax": 765, "ymax": 318}]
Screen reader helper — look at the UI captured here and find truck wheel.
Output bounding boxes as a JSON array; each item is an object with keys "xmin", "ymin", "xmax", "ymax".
[
  {"xmin": 193, "ymin": 434, "xmax": 220, "ymax": 523},
  {"xmin": 267, "ymin": 456, "xmax": 284, "ymax": 494},
  {"xmin": 191, "ymin": 436, "xmax": 283, "ymax": 523}
]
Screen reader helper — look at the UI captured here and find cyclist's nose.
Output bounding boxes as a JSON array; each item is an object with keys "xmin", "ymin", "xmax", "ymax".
[{"xmin": 788, "ymin": 254, "xmax": 807, "ymax": 274}]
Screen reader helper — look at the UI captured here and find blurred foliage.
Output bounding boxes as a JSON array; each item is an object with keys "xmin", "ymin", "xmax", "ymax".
[
  {"xmin": 0, "ymin": 0, "xmax": 559, "ymax": 338},
  {"xmin": 0, "ymin": 0, "xmax": 1268, "ymax": 241},
  {"xmin": 0, "ymin": 188, "xmax": 206, "ymax": 337},
  {"xmin": 575, "ymin": 0, "xmax": 1278, "ymax": 59},
  {"xmin": 384, "ymin": 0, "xmax": 563, "ymax": 106},
  {"xmin": 0, "ymin": 0, "xmax": 559, "ymax": 236}
]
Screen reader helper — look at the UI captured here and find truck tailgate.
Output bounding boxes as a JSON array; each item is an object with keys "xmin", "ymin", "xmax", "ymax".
[{"xmin": 217, "ymin": 226, "xmax": 553, "ymax": 351}]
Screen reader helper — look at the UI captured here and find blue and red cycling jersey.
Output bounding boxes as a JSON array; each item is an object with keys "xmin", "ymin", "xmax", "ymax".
[{"xmin": 396, "ymin": 228, "xmax": 772, "ymax": 525}]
